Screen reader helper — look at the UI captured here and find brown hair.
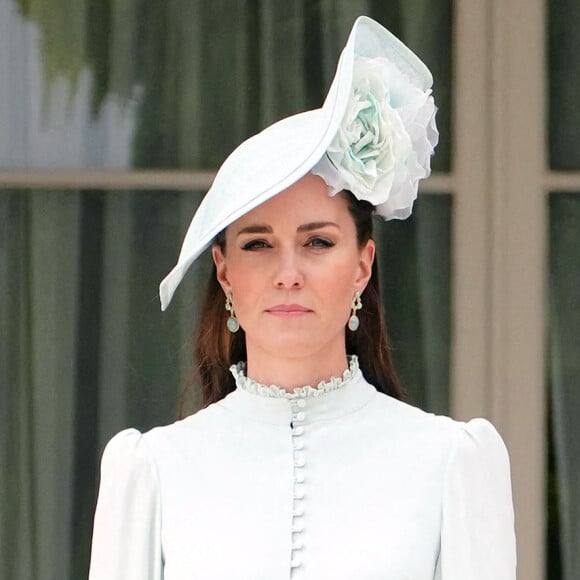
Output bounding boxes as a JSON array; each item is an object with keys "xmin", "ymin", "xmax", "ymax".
[{"xmin": 185, "ymin": 191, "xmax": 406, "ymax": 413}]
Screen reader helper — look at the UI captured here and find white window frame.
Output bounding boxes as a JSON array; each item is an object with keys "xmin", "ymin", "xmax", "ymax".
[{"xmin": 454, "ymin": 2, "xmax": 547, "ymax": 578}]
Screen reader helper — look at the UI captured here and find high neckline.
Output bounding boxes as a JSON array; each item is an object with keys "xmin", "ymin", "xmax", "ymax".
[
  {"xmin": 229, "ymin": 355, "xmax": 360, "ymax": 399},
  {"xmin": 218, "ymin": 356, "xmax": 378, "ymax": 426}
]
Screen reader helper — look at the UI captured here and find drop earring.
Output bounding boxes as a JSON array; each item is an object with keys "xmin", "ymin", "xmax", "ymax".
[
  {"xmin": 225, "ymin": 293, "xmax": 240, "ymax": 333},
  {"xmin": 348, "ymin": 291, "xmax": 362, "ymax": 331}
]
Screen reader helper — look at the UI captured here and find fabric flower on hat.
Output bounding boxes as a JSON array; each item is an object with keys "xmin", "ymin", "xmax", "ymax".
[{"xmin": 312, "ymin": 56, "xmax": 439, "ymax": 220}]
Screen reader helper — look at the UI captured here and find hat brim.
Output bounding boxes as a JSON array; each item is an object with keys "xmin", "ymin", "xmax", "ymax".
[{"xmin": 159, "ymin": 16, "xmax": 432, "ymax": 310}]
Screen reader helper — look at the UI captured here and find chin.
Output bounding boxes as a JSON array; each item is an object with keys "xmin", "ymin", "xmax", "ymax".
[{"xmin": 250, "ymin": 327, "xmax": 344, "ymax": 361}]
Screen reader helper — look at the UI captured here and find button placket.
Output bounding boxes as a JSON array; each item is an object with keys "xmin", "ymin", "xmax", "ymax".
[{"xmin": 290, "ymin": 397, "xmax": 307, "ymax": 574}]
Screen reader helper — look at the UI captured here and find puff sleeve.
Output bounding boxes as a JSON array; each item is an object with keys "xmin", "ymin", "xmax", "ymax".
[
  {"xmin": 88, "ymin": 429, "xmax": 163, "ymax": 580},
  {"xmin": 436, "ymin": 418, "xmax": 517, "ymax": 579}
]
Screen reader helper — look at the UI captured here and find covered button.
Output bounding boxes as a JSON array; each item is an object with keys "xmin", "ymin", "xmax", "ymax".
[
  {"xmin": 293, "ymin": 501, "xmax": 304, "ymax": 516},
  {"xmin": 294, "ymin": 484, "xmax": 305, "ymax": 499}
]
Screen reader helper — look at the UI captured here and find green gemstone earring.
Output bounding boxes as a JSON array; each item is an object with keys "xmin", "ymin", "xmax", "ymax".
[
  {"xmin": 225, "ymin": 293, "xmax": 240, "ymax": 333},
  {"xmin": 348, "ymin": 291, "xmax": 362, "ymax": 331}
]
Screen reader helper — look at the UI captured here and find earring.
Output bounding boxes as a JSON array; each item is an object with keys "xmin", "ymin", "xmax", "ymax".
[
  {"xmin": 348, "ymin": 291, "xmax": 362, "ymax": 331},
  {"xmin": 225, "ymin": 293, "xmax": 240, "ymax": 333}
]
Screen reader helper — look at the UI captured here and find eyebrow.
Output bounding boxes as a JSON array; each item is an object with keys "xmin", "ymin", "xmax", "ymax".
[
  {"xmin": 297, "ymin": 221, "xmax": 341, "ymax": 232},
  {"xmin": 236, "ymin": 224, "xmax": 273, "ymax": 236},
  {"xmin": 236, "ymin": 221, "xmax": 340, "ymax": 237}
]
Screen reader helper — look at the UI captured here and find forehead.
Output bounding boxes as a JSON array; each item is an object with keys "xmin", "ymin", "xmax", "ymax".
[{"xmin": 231, "ymin": 174, "xmax": 351, "ymax": 229}]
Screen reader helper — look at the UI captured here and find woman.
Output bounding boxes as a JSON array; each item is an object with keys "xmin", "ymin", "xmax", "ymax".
[{"xmin": 89, "ymin": 16, "xmax": 516, "ymax": 580}]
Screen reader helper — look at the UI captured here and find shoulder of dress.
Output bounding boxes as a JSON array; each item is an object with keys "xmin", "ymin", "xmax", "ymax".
[
  {"xmin": 98, "ymin": 410, "xmax": 225, "ymax": 484},
  {"xmin": 429, "ymin": 415, "xmax": 509, "ymax": 460},
  {"xmin": 132, "ymin": 400, "xmax": 230, "ymax": 453},
  {"xmin": 100, "ymin": 428, "xmax": 159, "ymax": 480},
  {"xmin": 457, "ymin": 416, "xmax": 504, "ymax": 439},
  {"xmin": 369, "ymin": 391, "xmax": 507, "ymax": 452},
  {"xmin": 102, "ymin": 427, "xmax": 146, "ymax": 457},
  {"xmin": 447, "ymin": 417, "xmax": 511, "ymax": 465},
  {"xmin": 370, "ymin": 389, "xmax": 450, "ymax": 428}
]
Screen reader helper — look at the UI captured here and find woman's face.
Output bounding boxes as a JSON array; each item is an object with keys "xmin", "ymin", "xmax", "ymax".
[{"xmin": 212, "ymin": 173, "xmax": 374, "ymax": 363}]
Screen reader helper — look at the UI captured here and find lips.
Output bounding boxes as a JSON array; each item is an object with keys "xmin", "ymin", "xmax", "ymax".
[{"xmin": 265, "ymin": 304, "xmax": 313, "ymax": 316}]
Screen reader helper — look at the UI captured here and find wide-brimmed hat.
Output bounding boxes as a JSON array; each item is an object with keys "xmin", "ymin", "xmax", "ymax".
[{"xmin": 160, "ymin": 16, "xmax": 438, "ymax": 311}]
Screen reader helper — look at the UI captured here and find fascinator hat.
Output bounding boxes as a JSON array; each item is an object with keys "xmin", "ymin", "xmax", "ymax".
[{"xmin": 160, "ymin": 16, "xmax": 438, "ymax": 310}]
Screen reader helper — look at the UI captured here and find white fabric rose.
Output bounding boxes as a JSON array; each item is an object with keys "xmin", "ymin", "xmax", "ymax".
[{"xmin": 312, "ymin": 56, "xmax": 439, "ymax": 220}]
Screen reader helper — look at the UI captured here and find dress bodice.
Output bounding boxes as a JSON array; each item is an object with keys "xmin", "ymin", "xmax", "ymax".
[{"xmin": 88, "ymin": 364, "xmax": 517, "ymax": 580}]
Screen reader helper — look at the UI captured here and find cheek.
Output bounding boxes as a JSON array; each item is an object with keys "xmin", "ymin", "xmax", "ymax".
[
  {"xmin": 324, "ymin": 271, "xmax": 358, "ymax": 313},
  {"xmin": 312, "ymin": 255, "xmax": 361, "ymax": 311},
  {"xmin": 226, "ymin": 263, "xmax": 266, "ymax": 311}
]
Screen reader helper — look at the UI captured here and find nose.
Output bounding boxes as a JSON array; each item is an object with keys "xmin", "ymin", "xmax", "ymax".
[{"xmin": 273, "ymin": 248, "xmax": 304, "ymax": 289}]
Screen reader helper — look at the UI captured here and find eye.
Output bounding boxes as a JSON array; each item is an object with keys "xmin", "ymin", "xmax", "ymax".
[
  {"xmin": 306, "ymin": 236, "xmax": 334, "ymax": 248},
  {"xmin": 241, "ymin": 239, "xmax": 271, "ymax": 251}
]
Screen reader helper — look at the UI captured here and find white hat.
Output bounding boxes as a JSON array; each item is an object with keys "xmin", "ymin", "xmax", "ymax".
[{"xmin": 160, "ymin": 16, "xmax": 438, "ymax": 311}]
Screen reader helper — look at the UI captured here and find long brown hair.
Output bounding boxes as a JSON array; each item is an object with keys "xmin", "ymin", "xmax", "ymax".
[{"xmin": 186, "ymin": 191, "xmax": 406, "ymax": 412}]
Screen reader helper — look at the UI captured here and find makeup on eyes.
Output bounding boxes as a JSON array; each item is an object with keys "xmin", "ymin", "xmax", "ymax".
[{"xmin": 240, "ymin": 235, "xmax": 336, "ymax": 251}]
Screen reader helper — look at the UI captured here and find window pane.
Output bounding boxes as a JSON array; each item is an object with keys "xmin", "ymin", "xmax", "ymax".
[
  {"xmin": 548, "ymin": 193, "xmax": 580, "ymax": 580},
  {"xmin": 376, "ymin": 193, "xmax": 452, "ymax": 414},
  {"xmin": 369, "ymin": 1, "xmax": 452, "ymax": 172},
  {"xmin": 0, "ymin": 189, "xmax": 203, "ymax": 579},
  {"xmin": 548, "ymin": 1, "xmax": 580, "ymax": 169},
  {"xmin": 0, "ymin": 0, "xmax": 451, "ymax": 170}
]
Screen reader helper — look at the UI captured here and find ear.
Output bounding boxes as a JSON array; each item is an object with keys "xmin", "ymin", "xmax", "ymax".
[
  {"xmin": 355, "ymin": 239, "xmax": 375, "ymax": 293},
  {"xmin": 212, "ymin": 244, "xmax": 231, "ymax": 295}
]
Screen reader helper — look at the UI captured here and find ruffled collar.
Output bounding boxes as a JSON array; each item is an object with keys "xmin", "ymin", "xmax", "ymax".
[
  {"xmin": 230, "ymin": 355, "xmax": 359, "ymax": 399},
  {"xmin": 220, "ymin": 355, "xmax": 376, "ymax": 425}
]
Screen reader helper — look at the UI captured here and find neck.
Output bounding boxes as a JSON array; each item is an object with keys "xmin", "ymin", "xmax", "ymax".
[{"xmin": 245, "ymin": 342, "xmax": 349, "ymax": 393}]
